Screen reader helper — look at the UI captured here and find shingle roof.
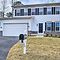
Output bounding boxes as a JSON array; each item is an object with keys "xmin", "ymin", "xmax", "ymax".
[{"xmin": 12, "ymin": 3, "xmax": 60, "ymax": 8}]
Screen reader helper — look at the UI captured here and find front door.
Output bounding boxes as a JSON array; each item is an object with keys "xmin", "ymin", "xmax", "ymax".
[{"xmin": 39, "ymin": 23, "xmax": 43, "ymax": 33}]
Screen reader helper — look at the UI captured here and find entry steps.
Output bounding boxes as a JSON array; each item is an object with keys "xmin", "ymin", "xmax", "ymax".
[{"xmin": 36, "ymin": 34, "xmax": 44, "ymax": 37}]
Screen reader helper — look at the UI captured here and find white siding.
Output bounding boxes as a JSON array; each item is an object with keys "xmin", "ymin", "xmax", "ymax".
[{"xmin": 32, "ymin": 15, "xmax": 60, "ymax": 34}]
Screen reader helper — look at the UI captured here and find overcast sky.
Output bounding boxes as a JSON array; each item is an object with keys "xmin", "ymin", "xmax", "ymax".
[
  {"xmin": 20, "ymin": 0, "xmax": 60, "ymax": 4},
  {"xmin": 0, "ymin": 0, "xmax": 60, "ymax": 12}
]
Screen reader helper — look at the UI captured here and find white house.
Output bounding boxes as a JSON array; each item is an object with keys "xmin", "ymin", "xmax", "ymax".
[{"xmin": 0, "ymin": 1, "xmax": 60, "ymax": 37}]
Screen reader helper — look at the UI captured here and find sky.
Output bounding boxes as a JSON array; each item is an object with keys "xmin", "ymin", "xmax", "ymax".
[
  {"xmin": 0, "ymin": 0, "xmax": 60, "ymax": 13},
  {"xmin": 20, "ymin": 0, "xmax": 60, "ymax": 4}
]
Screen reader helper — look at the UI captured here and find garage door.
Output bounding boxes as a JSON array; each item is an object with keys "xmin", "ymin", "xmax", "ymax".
[{"xmin": 3, "ymin": 23, "xmax": 28, "ymax": 36}]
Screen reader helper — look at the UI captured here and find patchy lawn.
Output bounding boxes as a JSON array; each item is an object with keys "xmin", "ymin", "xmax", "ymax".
[{"xmin": 6, "ymin": 37, "xmax": 60, "ymax": 60}]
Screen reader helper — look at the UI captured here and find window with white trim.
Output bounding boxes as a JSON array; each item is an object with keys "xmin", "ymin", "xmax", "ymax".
[
  {"xmin": 31, "ymin": 8, "xmax": 35, "ymax": 15},
  {"xmin": 15, "ymin": 9, "xmax": 20, "ymax": 16},
  {"xmin": 0, "ymin": 22, "xmax": 2, "ymax": 28},
  {"xmin": 24, "ymin": 9, "xmax": 28, "ymax": 15},
  {"xmin": 47, "ymin": 22, "xmax": 52, "ymax": 31},
  {"xmin": 39, "ymin": 8, "xmax": 43, "ymax": 15},
  {"xmin": 55, "ymin": 22, "xmax": 60, "ymax": 31},
  {"xmin": 47, "ymin": 7, "xmax": 52, "ymax": 15},
  {"xmin": 55, "ymin": 7, "xmax": 60, "ymax": 14}
]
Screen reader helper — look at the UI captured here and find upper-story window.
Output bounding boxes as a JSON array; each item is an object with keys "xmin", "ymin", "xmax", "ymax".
[
  {"xmin": 39, "ymin": 8, "xmax": 43, "ymax": 15},
  {"xmin": 24, "ymin": 9, "xmax": 28, "ymax": 15},
  {"xmin": 52, "ymin": 7, "xmax": 55, "ymax": 14},
  {"xmin": 44, "ymin": 8, "xmax": 47, "ymax": 15},
  {"xmin": 15, "ymin": 6, "xmax": 60, "ymax": 16},
  {"xmin": 20, "ymin": 9, "xmax": 24, "ymax": 16},
  {"xmin": 35, "ymin": 8, "xmax": 39, "ymax": 15},
  {"xmin": 15, "ymin": 9, "xmax": 20, "ymax": 16},
  {"xmin": 28, "ymin": 8, "xmax": 31, "ymax": 15},
  {"xmin": 55, "ymin": 7, "xmax": 60, "ymax": 14},
  {"xmin": 47, "ymin": 7, "xmax": 52, "ymax": 15},
  {"xmin": 31, "ymin": 8, "xmax": 35, "ymax": 15},
  {"xmin": 15, "ymin": 10, "xmax": 17, "ymax": 16}
]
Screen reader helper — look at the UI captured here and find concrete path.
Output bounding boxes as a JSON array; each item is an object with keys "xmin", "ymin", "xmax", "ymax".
[{"xmin": 0, "ymin": 36, "xmax": 18, "ymax": 60}]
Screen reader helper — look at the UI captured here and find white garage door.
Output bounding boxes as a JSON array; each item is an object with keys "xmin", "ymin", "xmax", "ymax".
[{"xmin": 3, "ymin": 23, "xmax": 28, "ymax": 36}]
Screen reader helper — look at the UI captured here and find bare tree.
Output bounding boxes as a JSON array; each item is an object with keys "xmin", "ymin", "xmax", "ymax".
[
  {"xmin": 1, "ymin": 0, "xmax": 7, "ymax": 18},
  {"xmin": 1, "ymin": 0, "xmax": 13, "ymax": 18}
]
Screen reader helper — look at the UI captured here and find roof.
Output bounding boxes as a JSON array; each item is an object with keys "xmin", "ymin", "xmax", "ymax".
[
  {"xmin": 12, "ymin": 3, "xmax": 60, "ymax": 8},
  {"xmin": 13, "ymin": 1, "xmax": 23, "ymax": 7}
]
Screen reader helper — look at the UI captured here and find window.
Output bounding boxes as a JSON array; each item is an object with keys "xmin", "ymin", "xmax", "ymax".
[
  {"xmin": 44, "ymin": 8, "xmax": 47, "ymax": 15},
  {"xmin": 0, "ymin": 22, "xmax": 1, "ymax": 26},
  {"xmin": 31, "ymin": 8, "xmax": 35, "ymax": 15},
  {"xmin": 46, "ymin": 22, "xmax": 55, "ymax": 32},
  {"xmin": 55, "ymin": 22, "xmax": 60, "ymax": 31},
  {"xmin": 28, "ymin": 8, "xmax": 31, "ymax": 15},
  {"xmin": 52, "ymin": 7, "xmax": 55, "ymax": 14},
  {"xmin": 35, "ymin": 8, "xmax": 39, "ymax": 15},
  {"xmin": 46, "ymin": 22, "xmax": 52, "ymax": 31},
  {"xmin": 15, "ymin": 10, "xmax": 16, "ymax": 16},
  {"xmin": 51, "ymin": 22, "xmax": 55, "ymax": 31},
  {"xmin": 0, "ymin": 22, "xmax": 2, "ymax": 28},
  {"xmin": 24, "ymin": 9, "xmax": 28, "ymax": 15},
  {"xmin": 55, "ymin": 7, "xmax": 60, "ymax": 14},
  {"xmin": 45, "ymin": 22, "xmax": 60, "ymax": 32},
  {"xmin": 56, "ymin": 27, "xmax": 59, "ymax": 31},
  {"xmin": 47, "ymin": 7, "xmax": 52, "ymax": 14},
  {"xmin": 20, "ymin": 9, "xmax": 24, "ymax": 16},
  {"xmin": 39, "ymin": 8, "xmax": 43, "ymax": 15},
  {"xmin": 45, "ymin": 22, "xmax": 47, "ymax": 31},
  {"xmin": 56, "ymin": 22, "xmax": 59, "ymax": 26},
  {"xmin": 15, "ymin": 9, "xmax": 20, "ymax": 16}
]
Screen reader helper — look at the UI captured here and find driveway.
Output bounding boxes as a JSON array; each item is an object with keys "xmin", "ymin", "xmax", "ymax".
[{"xmin": 0, "ymin": 36, "xmax": 18, "ymax": 60}]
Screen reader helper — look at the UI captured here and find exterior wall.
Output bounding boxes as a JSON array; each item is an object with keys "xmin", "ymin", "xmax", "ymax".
[
  {"xmin": 0, "ymin": 18, "xmax": 34, "ymax": 36},
  {"xmin": 0, "ymin": 15, "xmax": 60, "ymax": 36},
  {"xmin": 31, "ymin": 15, "xmax": 60, "ymax": 34},
  {"xmin": 13, "ymin": 5, "xmax": 60, "ymax": 17},
  {"xmin": 1, "ymin": 18, "xmax": 33, "ymax": 32}
]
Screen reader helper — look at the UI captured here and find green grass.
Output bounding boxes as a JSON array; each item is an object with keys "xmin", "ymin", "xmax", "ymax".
[{"xmin": 6, "ymin": 37, "xmax": 60, "ymax": 60}]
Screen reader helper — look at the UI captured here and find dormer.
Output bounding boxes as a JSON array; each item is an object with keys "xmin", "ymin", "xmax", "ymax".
[{"xmin": 12, "ymin": 1, "xmax": 23, "ymax": 8}]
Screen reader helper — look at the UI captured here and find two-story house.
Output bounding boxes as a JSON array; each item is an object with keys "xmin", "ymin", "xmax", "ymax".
[{"xmin": 0, "ymin": 1, "xmax": 60, "ymax": 37}]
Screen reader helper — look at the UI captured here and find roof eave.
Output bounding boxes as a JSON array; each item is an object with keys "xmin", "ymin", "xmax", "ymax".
[{"xmin": 12, "ymin": 3, "xmax": 60, "ymax": 8}]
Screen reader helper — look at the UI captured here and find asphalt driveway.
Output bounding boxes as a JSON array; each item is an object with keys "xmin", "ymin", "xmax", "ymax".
[{"xmin": 0, "ymin": 36, "xmax": 18, "ymax": 60}]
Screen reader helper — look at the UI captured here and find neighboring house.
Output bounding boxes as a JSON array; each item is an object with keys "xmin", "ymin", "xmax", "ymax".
[{"xmin": 0, "ymin": 1, "xmax": 60, "ymax": 36}]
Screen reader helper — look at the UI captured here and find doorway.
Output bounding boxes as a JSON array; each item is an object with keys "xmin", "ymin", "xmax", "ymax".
[{"xmin": 39, "ymin": 23, "xmax": 43, "ymax": 33}]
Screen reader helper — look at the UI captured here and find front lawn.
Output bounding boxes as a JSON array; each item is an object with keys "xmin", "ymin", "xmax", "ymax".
[{"xmin": 6, "ymin": 37, "xmax": 60, "ymax": 60}]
